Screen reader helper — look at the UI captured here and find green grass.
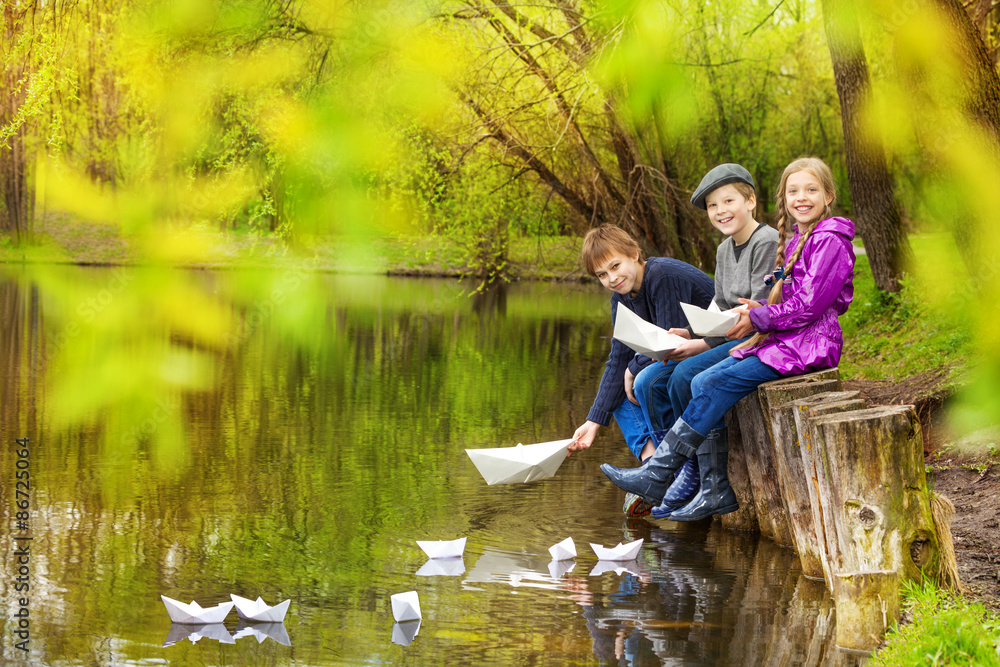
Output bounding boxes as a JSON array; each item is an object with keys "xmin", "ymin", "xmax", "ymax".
[
  {"xmin": 871, "ymin": 580, "xmax": 1000, "ymax": 667},
  {"xmin": 839, "ymin": 234, "xmax": 973, "ymax": 389}
]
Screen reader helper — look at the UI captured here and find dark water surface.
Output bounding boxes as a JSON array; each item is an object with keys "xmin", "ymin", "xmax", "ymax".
[{"xmin": 0, "ymin": 266, "xmax": 862, "ymax": 665}]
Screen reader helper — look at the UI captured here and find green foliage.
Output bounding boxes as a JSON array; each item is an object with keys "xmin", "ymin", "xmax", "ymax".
[{"xmin": 871, "ymin": 580, "xmax": 1000, "ymax": 667}]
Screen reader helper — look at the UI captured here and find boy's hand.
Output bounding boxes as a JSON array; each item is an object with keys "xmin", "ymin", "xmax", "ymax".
[
  {"xmin": 624, "ymin": 367, "xmax": 639, "ymax": 405},
  {"xmin": 663, "ymin": 338, "xmax": 710, "ymax": 361},
  {"xmin": 667, "ymin": 328, "xmax": 691, "ymax": 339},
  {"xmin": 569, "ymin": 421, "xmax": 600, "ymax": 453}
]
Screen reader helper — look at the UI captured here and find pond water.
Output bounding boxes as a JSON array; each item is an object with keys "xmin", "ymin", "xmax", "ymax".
[{"xmin": 0, "ymin": 266, "xmax": 865, "ymax": 665}]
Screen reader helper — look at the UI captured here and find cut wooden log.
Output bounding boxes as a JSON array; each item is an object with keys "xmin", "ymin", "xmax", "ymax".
[
  {"xmin": 793, "ymin": 392, "xmax": 868, "ymax": 588},
  {"xmin": 735, "ymin": 368, "xmax": 841, "ymax": 547},
  {"xmin": 811, "ymin": 405, "xmax": 942, "ymax": 583},
  {"xmin": 719, "ymin": 411, "xmax": 759, "ymax": 533},
  {"xmin": 832, "ymin": 570, "xmax": 900, "ymax": 652}
]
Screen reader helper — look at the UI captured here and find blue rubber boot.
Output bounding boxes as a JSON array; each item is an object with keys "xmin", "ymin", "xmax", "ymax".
[
  {"xmin": 600, "ymin": 421, "xmax": 702, "ymax": 506},
  {"xmin": 649, "ymin": 457, "xmax": 699, "ymax": 519},
  {"xmin": 668, "ymin": 430, "xmax": 739, "ymax": 522}
]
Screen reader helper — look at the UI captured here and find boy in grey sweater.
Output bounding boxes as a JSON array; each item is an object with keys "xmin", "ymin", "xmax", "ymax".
[{"xmin": 625, "ymin": 163, "xmax": 778, "ymax": 517}]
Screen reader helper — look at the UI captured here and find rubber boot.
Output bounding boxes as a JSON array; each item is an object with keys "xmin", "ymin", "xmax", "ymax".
[
  {"xmin": 668, "ymin": 429, "xmax": 739, "ymax": 522},
  {"xmin": 600, "ymin": 420, "xmax": 702, "ymax": 505},
  {"xmin": 649, "ymin": 457, "xmax": 699, "ymax": 519}
]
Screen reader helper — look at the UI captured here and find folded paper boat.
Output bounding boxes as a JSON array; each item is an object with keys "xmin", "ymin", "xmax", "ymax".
[
  {"xmin": 589, "ymin": 538, "xmax": 644, "ymax": 562},
  {"xmin": 416, "ymin": 537, "xmax": 467, "ymax": 559},
  {"xmin": 547, "ymin": 537, "xmax": 576, "ymax": 561},
  {"xmin": 612, "ymin": 304, "xmax": 686, "ymax": 361},
  {"xmin": 466, "ymin": 439, "xmax": 572, "ymax": 485},
  {"xmin": 680, "ymin": 302, "xmax": 741, "ymax": 337},
  {"xmin": 589, "ymin": 559, "xmax": 642, "ymax": 577},
  {"xmin": 230, "ymin": 594, "xmax": 291, "ymax": 623},
  {"xmin": 390, "ymin": 591, "xmax": 421, "ymax": 622},
  {"xmin": 160, "ymin": 595, "xmax": 235, "ymax": 624}
]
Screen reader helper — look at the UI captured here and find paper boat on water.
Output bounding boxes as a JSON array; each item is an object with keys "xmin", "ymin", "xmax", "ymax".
[
  {"xmin": 466, "ymin": 439, "xmax": 571, "ymax": 485},
  {"xmin": 391, "ymin": 619, "xmax": 421, "ymax": 646},
  {"xmin": 160, "ymin": 595, "xmax": 234, "ymax": 624},
  {"xmin": 548, "ymin": 537, "xmax": 576, "ymax": 561},
  {"xmin": 613, "ymin": 304, "xmax": 686, "ymax": 361},
  {"xmin": 680, "ymin": 302, "xmax": 741, "ymax": 337},
  {"xmin": 416, "ymin": 537, "xmax": 467, "ymax": 559},
  {"xmin": 230, "ymin": 594, "xmax": 290, "ymax": 623},
  {"xmin": 416, "ymin": 557, "xmax": 466, "ymax": 577},
  {"xmin": 589, "ymin": 538, "xmax": 644, "ymax": 562},
  {"xmin": 390, "ymin": 591, "xmax": 421, "ymax": 622},
  {"xmin": 234, "ymin": 620, "xmax": 291, "ymax": 646},
  {"xmin": 163, "ymin": 623, "xmax": 235, "ymax": 646},
  {"xmin": 589, "ymin": 559, "xmax": 642, "ymax": 577}
]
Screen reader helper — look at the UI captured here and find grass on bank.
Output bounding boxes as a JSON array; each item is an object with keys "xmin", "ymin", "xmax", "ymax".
[{"xmin": 871, "ymin": 580, "xmax": 1000, "ymax": 667}]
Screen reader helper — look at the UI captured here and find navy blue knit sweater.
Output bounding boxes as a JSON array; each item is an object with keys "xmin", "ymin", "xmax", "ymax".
[{"xmin": 587, "ymin": 257, "xmax": 714, "ymax": 426}]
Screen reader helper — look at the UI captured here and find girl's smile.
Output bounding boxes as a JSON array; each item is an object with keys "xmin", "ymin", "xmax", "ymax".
[{"xmin": 784, "ymin": 170, "xmax": 833, "ymax": 230}]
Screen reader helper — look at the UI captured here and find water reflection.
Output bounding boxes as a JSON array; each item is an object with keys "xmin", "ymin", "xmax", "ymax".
[{"xmin": 0, "ymin": 267, "xmax": 865, "ymax": 665}]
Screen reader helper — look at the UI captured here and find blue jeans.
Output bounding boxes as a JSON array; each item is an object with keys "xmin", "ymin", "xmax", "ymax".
[
  {"xmin": 613, "ymin": 361, "xmax": 678, "ymax": 460},
  {"xmin": 667, "ymin": 339, "xmax": 745, "ymax": 424},
  {"xmin": 634, "ymin": 360, "xmax": 679, "ymax": 432},
  {"xmin": 681, "ymin": 354, "xmax": 784, "ymax": 436}
]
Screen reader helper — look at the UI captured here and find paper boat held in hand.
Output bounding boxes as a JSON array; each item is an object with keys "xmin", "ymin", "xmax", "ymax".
[
  {"xmin": 466, "ymin": 439, "xmax": 572, "ymax": 485},
  {"xmin": 416, "ymin": 537, "xmax": 467, "ymax": 559},
  {"xmin": 612, "ymin": 304, "xmax": 686, "ymax": 361},
  {"xmin": 589, "ymin": 538, "xmax": 644, "ymax": 562},
  {"xmin": 230, "ymin": 594, "xmax": 291, "ymax": 623},
  {"xmin": 160, "ymin": 595, "xmax": 235, "ymax": 624},
  {"xmin": 680, "ymin": 302, "xmax": 741, "ymax": 337},
  {"xmin": 548, "ymin": 537, "xmax": 577, "ymax": 561},
  {"xmin": 390, "ymin": 591, "xmax": 421, "ymax": 622}
]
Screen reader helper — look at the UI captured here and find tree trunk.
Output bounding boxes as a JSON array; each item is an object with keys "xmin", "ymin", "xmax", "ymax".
[
  {"xmin": 822, "ymin": 0, "xmax": 912, "ymax": 293},
  {"xmin": 832, "ymin": 570, "xmax": 900, "ymax": 652},
  {"xmin": 0, "ymin": 4, "xmax": 37, "ymax": 244},
  {"xmin": 719, "ymin": 411, "xmax": 759, "ymax": 533}
]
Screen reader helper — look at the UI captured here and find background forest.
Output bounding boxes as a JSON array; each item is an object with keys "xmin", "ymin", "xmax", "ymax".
[{"xmin": 4, "ymin": 0, "xmax": 1000, "ymax": 443}]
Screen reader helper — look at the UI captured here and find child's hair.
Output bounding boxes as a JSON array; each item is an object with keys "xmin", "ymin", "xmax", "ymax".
[
  {"xmin": 734, "ymin": 156, "xmax": 837, "ymax": 352},
  {"xmin": 581, "ymin": 225, "xmax": 642, "ymax": 276},
  {"xmin": 729, "ymin": 182, "xmax": 757, "ymax": 218}
]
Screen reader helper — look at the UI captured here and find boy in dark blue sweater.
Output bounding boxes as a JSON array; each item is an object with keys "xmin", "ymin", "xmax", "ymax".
[{"xmin": 568, "ymin": 226, "xmax": 714, "ymax": 515}]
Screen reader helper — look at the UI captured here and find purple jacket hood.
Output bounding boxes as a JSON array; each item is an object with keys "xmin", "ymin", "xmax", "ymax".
[{"xmin": 732, "ymin": 216, "xmax": 855, "ymax": 375}]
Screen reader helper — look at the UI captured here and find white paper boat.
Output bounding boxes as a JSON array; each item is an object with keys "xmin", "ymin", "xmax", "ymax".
[
  {"xmin": 680, "ymin": 302, "xmax": 741, "ymax": 337},
  {"xmin": 548, "ymin": 559, "xmax": 577, "ymax": 580},
  {"xmin": 548, "ymin": 537, "xmax": 577, "ymax": 561},
  {"xmin": 163, "ymin": 622, "xmax": 235, "ymax": 646},
  {"xmin": 589, "ymin": 559, "xmax": 642, "ymax": 577},
  {"xmin": 233, "ymin": 620, "xmax": 291, "ymax": 646},
  {"xmin": 612, "ymin": 303, "xmax": 686, "ymax": 361},
  {"xmin": 465, "ymin": 439, "xmax": 571, "ymax": 485},
  {"xmin": 390, "ymin": 591, "xmax": 421, "ymax": 622},
  {"xmin": 160, "ymin": 595, "xmax": 235, "ymax": 624},
  {"xmin": 416, "ymin": 557, "xmax": 466, "ymax": 577},
  {"xmin": 391, "ymin": 619, "xmax": 421, "ymax": 646},
  {"xmin": 416, "ymin": 537, "xmax": 467, "ymax": 559},
  {"xmin": 589, "ymin": 538, "xmax": 644, "ymax": 562},
  {"xmin": 230, "ymin": 594, "xmax": 290, "ymax": 622}
]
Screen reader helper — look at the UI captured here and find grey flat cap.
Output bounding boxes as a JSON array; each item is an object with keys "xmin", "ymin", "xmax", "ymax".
[{"xmin": 690, "ymin": 163, "xmax": 755, "ymax": 210}]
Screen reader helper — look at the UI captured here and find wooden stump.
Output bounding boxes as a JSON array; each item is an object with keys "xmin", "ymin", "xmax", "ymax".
[
  {"xmin": 792, "ymin": 392, "xmax": 868, "ymax": 588},
  {"xmin": 811, "ymin": 405, "xmax": 942, "ymax": 582},
  {"xmin": 735, "ymin": 368, "xmax": 841, "ymax": 547},
  {"xmin": 719, "ymin": 411, "xmax": 759, "ymax": 533},
  {"xmin": 832, "ymin": 570, "xmax": 900, "ymax": 652}
]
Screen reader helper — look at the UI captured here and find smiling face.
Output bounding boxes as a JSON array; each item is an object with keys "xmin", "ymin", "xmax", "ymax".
[
  {"xmin": 593, "ymin": 252, "xmax": 643, "ymax": 295},
  {"xmin": 705, "ymin": 184, "xmax": 757, "ymax": 244},
  {"xmin": 784, "ymin": 169, "xmax": 833, "ymax": 230}
]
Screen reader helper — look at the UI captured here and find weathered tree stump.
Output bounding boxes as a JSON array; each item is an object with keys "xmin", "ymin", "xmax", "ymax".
[
  {"xmin": 810, "ymin": 405, "xmax": 942, "ymax": 583},
  {"xmin": 720, "ymin": 411, "xmax": 759, "ymax": 533},
  {"xmin": 734, "ymin": 368, "xmax": 841, "ymax": 547},
  {"xmin": 792, "ymin": 392, "xmax": 868, "ymax": 587},
  {"xmin": 832, "ymin": 570, "xmax": 900, "ymax": 652}
]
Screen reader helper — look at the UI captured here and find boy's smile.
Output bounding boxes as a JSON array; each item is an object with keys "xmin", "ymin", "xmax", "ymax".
[
  {"xmin": 705, "ymin": 184, "xmax": 757, "ymax": 244},
  {"xmin": 594, "ymin": 253, "xmax": 644, "ymax": 295},
  {"xmin": 785, "ymin": 169, "xmax": 833, "ymax": 229}
]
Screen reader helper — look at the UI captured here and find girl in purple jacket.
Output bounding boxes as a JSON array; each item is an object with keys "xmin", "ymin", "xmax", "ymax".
[{"xmin": 601, "ymin": 157, "xmax": 856, "ymax": 521}]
